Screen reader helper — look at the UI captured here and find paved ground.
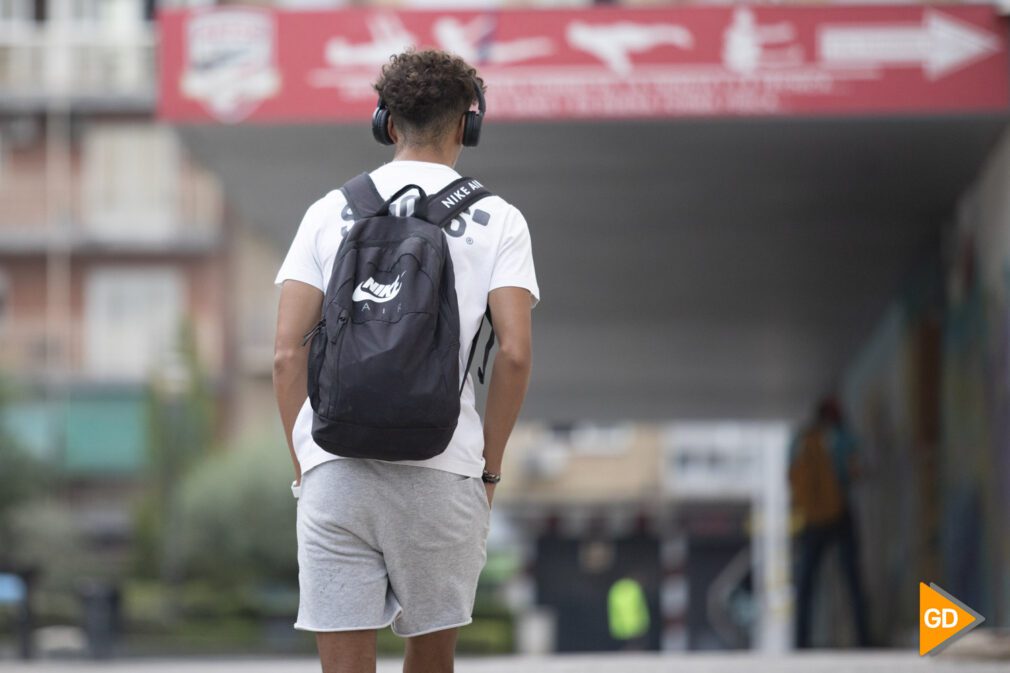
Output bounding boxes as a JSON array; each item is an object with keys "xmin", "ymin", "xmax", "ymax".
[{"xmin": 0, "ymin": 653, "xmax": 1007, "ymax": 673}]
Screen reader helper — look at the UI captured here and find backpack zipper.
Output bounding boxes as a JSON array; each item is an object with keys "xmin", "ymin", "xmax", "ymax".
[
  {"xmin": 331, "ymin": 310, "xmax": 349, "ymax": 343},
  {"xmin": 301, "ymin": 319, "xmax": 325, "ymax": 347}
]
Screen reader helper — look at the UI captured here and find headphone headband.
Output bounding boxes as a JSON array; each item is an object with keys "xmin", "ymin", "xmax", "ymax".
[{"xmin": 472, "ymin": 80, "xmax": 486, "ymax": 116}]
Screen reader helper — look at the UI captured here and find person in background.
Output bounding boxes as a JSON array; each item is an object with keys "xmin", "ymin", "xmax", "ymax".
[
  {"xmin": 789, "ymin": 395, "xmax": 871, "ymax": 648},
  {"xmin": 608, "ymin": 575, "xmax": 651, "ymax": 649}
]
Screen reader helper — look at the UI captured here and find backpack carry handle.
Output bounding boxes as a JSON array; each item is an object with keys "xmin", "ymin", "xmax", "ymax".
[
  {"xmin": 375, "ymin": 184, "xmax": 427, "ymax": 217},
  {"xmin": 341, "ymin": 173, "xmax": 427, "ymax": 219},
  {"xmin": 342, "ymin": 174, "xmax": 490, "ymax": 225}
]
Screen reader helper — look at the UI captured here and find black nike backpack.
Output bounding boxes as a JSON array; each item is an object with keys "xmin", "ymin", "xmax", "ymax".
[{"xmin": 302, "ymin": 172, "xmax": 494, "ymax": 461}]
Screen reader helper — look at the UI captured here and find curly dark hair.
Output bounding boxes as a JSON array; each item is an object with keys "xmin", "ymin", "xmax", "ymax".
[{"xmin": 373, "ymin": 49, "xmax": 485, "ymax": 146}]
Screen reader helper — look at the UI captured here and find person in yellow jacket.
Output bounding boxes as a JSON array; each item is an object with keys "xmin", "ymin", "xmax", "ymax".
[
  {"xmin": 608, "ymin": 576, "xmax": 651, "ymax": 648},
  {"xmin": 789, "ymin": 396, "xmax": 870, "ymax": 648}
]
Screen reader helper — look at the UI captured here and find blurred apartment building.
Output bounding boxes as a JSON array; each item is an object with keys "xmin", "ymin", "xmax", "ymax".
[{"xmin": 0, "ymin": 0, "xmax": 228, "ymax": 559}]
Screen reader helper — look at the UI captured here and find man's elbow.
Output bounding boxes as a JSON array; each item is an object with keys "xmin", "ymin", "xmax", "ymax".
[
  {"xmin": 496, "ymin": 342, "xmax": 532, "ymax": 373},
  {"xmin": 273, "ymin": 346, "xmax": 303, "ymax": 377}
]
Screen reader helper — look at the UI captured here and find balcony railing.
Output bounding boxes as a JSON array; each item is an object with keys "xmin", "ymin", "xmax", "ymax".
[
  {"xmin": 0, "ymin": 142, "xmax": 224, "ymax": 251},
  {"xmin": 0, "ymin": 19, "xmax": 155, "ymax": 106}
]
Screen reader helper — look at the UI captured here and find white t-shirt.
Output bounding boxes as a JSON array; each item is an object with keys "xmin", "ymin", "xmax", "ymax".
[{"xmin": 274, "ymin": 160, "xmax": 540, "ymax": 478}]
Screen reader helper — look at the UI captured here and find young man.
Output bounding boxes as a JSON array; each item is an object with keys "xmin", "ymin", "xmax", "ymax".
[{"xmin": 272, "ymin": 50, "xmax": 538, "ymax": 673}]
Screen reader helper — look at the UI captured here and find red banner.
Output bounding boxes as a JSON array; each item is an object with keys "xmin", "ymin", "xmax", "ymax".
[{"xmin": 158, "ymin": 5, "xmax": 1009, "ymax": 123}]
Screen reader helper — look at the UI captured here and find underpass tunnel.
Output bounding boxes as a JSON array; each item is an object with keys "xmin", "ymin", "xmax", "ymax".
[
  {"xmin": 183, "ymin": 116, "xmax": 1005, "ymax": 419},
  {"xmin": 179, "ymin": 112, "xmax": 1010, "ymax": 649}
]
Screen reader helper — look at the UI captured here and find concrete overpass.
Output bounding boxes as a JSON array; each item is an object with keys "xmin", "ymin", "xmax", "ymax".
[{"xmin": 181, "ymin": 114, "xmax": 1008, "ymax": 422}]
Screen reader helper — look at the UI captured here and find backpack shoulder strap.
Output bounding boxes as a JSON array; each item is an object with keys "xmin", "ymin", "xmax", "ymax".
[
  {"xmin": 340, "ymin": 172, "xmax": 385, "ymax": 220},
  {"xmin": 476, "ymin": 307, "xmax": 495, "ymax": 384},
  {"xmin": 416, "ymin": 177, "xmax": 492, "ymax": 227},
  {"xmin": 460, "ymin": 306, "xmax": 495, "ymax": 394}
]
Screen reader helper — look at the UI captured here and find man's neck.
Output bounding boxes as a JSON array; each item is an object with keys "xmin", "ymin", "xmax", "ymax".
[{"xmin": 393, "ymin": 144, "xmax": 458, "ymax": 168}]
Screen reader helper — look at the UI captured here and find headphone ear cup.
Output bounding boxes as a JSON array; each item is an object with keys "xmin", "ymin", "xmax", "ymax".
[
  {"xmin": 462, "ymin": 111, "xmax": 482, "ymax": 147},
  {"xmin": 372, "ymin": 107, "xmax": 394, "ymax": 145}
]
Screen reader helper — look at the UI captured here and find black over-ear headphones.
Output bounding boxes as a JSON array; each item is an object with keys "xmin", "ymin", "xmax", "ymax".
[{"xmin": 372, "ymin": 80, "xmax": 486, "ymax": 148}]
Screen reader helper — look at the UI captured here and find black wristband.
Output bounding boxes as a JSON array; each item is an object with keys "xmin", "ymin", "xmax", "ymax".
[{"xmin": 481, "ymin": 470, "xmax": 501, "ymax": 484}]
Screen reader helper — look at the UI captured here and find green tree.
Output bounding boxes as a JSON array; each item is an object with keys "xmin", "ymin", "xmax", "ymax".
[
  {"xmin": 133, "ymin": 321, "xmax": 216, "ymax": 585},
  {"xmin": 172, "ymin": 439, "xmax": 298, "ymax": 590},
  {"xmin": 0, "ymin": 378, "xmax": 52, "ymax": 568}
]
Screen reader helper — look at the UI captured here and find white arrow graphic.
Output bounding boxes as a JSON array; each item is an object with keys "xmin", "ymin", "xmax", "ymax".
[{"xmin": 818, "ymin": 10, "xmax": 1000, "ymax": 79}]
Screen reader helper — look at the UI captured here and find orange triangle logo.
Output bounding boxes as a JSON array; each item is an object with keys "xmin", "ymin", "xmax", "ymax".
[{"xmin": 920, "ymin": 582, "xmax": 985, "ymax": 656}]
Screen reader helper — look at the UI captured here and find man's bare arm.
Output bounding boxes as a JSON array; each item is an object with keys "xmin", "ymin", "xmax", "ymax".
[
  {"xmin": 482, "ymin": 287, "xmax": 534, "ymax": 503},
  {"xmin": 274, "ymin": 280, "xmax": 324, "ymax": 485}
]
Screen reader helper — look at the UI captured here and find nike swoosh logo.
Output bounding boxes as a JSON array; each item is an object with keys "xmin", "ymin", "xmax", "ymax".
[{"xmin": 352, "ymin": 274, "xmax": 402, "ymax": 304}]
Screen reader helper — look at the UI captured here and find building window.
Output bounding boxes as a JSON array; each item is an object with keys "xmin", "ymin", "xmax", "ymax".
[
  {"xmin": 84, "ymin": 266, "xmax": 184, "ymax": 380},
  {"xmin": 82, "ymin": 123, "xmax": 181, "ymax": 241}
]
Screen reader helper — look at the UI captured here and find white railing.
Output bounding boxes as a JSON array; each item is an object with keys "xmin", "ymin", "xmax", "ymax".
[{"xmin": 0, "ymin": 11, "xmax": 155, "ymax": 101}]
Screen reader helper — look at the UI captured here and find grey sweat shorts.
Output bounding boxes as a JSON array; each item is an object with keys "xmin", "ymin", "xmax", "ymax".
[{"xmin": 294, "ymin": 459, "xmax": 491, "ymax": 636}]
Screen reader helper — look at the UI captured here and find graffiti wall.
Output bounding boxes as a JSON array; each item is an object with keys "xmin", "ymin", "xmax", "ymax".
[
  {"xmin": 842, "ymin": 129, "xmax": 1010, "ymax": 638},
  {"xmin": 941, "ymin": 129, "xmax": 1010, "ymax": 627},
  {"xmin": 842, "ymin": 273, "xmax": 943, "ymax": 643}
]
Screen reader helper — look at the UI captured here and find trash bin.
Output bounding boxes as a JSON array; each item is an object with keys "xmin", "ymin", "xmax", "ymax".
[{"xmin": 78, "ymin": 580, "xmax": 120, "ymax": 659}]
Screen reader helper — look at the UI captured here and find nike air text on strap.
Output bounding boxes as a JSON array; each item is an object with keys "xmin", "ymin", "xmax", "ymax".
[{"xmin": 415, "ymin": 177, "xmax": 491, "ymax": 227}]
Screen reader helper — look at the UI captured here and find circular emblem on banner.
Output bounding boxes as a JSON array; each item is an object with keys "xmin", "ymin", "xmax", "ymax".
[{"xmin": 180, "ymin": 8, "xmax": 282, "ymax": 123}]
